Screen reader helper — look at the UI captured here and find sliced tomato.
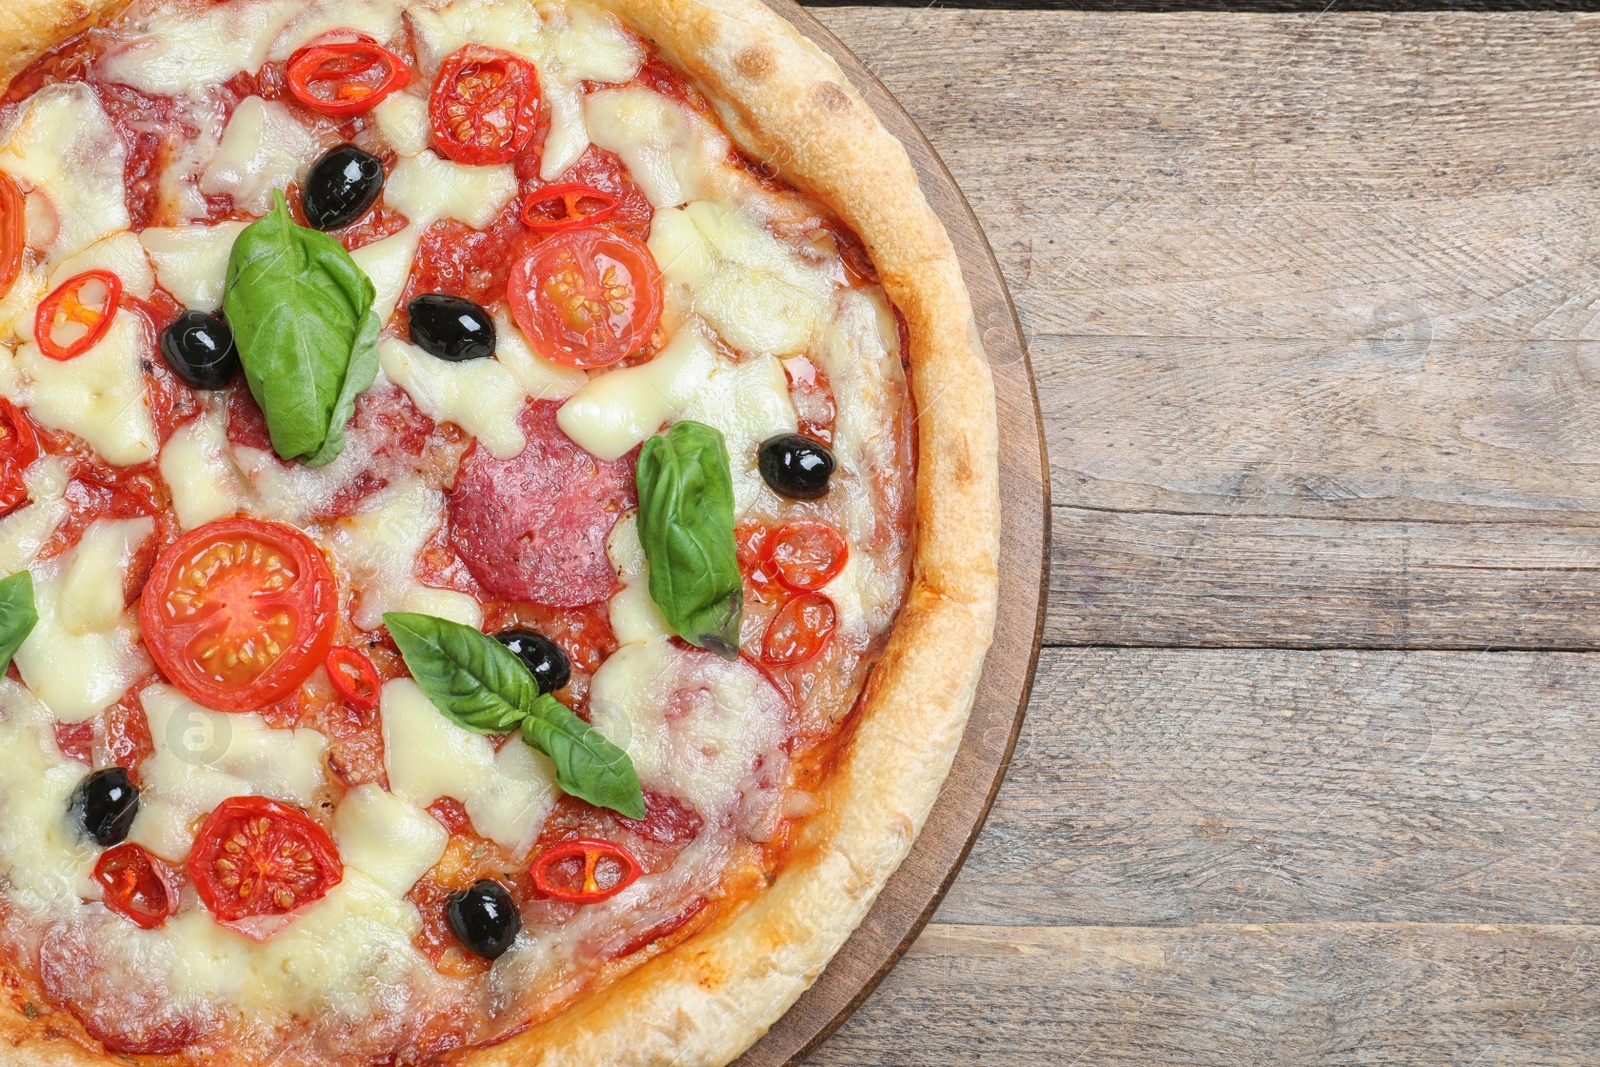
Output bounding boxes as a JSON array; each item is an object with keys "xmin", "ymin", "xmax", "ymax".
[
  {"xmin": 520, "ymin": 182, "xmax": 618, "ymax": 233},
  {"xmin": 94, "ymin": 843, "xmax": 179, "ymax": 929},
  {"xmin": 35, "ymin": 270, "xmax": 121, "ymax": 361},
  {"xmin": 0, "ymin": 398, "xmax": 40, "ymax": 518},
  {"xmin": 0, "ymin": 172, "xmax": 22, "ymax": 299},
  {"xmin": 762, "ymin": 520, "xmax": 848, "ymax": 592},
  {"xmin": 287, "ymin": 40, "xmax": 410, "ymax": 116},
  {"xmin": 506, "ymin": 228, "xmax": 662, "ymax": 368},
  {"xmin": 325, "ymin": 645, "xmax": 379, "ymax": 711},
  {"xmin": 188, "ymin": 796, "xmax": 342, "ymax": 921},
  {"xmin": 138, "ymin": 518, "xmax": 338, "ymax": 711},
  {"xmin": 761, "ymin": 592, "xmax": 837, "ymax": 666},
  {"xmin": 428, "ymin": 46, "xmax": 540, "ymax": 165},
  {"xmin": 530, "ymin": 837, "xmax": 641, "ymax": 903}
]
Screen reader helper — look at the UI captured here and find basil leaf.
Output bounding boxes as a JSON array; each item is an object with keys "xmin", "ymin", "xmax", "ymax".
[
  {"xmin": 635, "ymin": 420, "xmax": 742, "ymax": 659},
  {"xmin": 521, "ymin": 695, "xmax": 646, "ymax": 819},
  {"xmin": 0, "ymin": 572, "xmax": 36, "ymax": 673},
  {"xmin": 383, "ymin": 611, "xmax": 534, "ymax": 734},
  {"xmin": 223, "ymin": 190, "xmax": 379, "ymax": 467}
]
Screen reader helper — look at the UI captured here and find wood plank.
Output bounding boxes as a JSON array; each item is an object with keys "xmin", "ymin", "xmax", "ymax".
[
  {"xmin": 1046, "ymin": 505, "xmax": 1600, "ymax": 649},
  {"xmin": 810, "ymin": 9, "xmax": 1600, "ymax": 342},
  {"xmin": 935, "ymin": 648, "xmax": 1600, "ymax": 926},
  {"xmin": 808, "ymin": 922, "xmax": 1600, "ymax": 1065}
]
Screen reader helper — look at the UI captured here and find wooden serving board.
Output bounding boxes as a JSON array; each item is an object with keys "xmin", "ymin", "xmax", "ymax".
[{"xmin": 732, "ymin": 4, "xmax": 1050, "ymax": 1065}]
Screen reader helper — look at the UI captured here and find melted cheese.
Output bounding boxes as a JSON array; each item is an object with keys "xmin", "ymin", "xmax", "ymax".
[
  {"xmin": 557, "ymin": 322, "xmax": 796, "ymax": 510},
  {"xmin": 371, "ymin": 92, "xmax": 433, "ymax": 158},
  {"xmin": 99, "ymin": 0, "xmax": 300, "ymax": 96},
  {"xmin": 14, "ymin": 310, "xmax": 160, "ymax": 466},
  {"xmin": 383, "ymin": 151, "xmax": 517, "ymax": 229},
  {"xmin": 588, "ymin": 638, "xmax": 788, "ymax": 832},
  {"xmin": 324, "ymin": 478, "xmax": 444, "ymax": 630},
  {"xmin": 378, "ymin": 337, "xmax": 527, "ymax": 459},
  {"xmin": 0, "ymin": 456, "xmax": 70, "ymax": 575},
  {"xmin": 605, "ymin": 511, "xmax": 669, "ymax": 645},
  {"xmin": 200, "ymin": 97, "xmax": 324, "ymax": 216},
  {"xmin": 15, "ymin": 535, "xmax": 152, "ymax": 724},
  {"xmin": 0, "ymin": 84, "xmax": 130, "ymax": 267},
  {"xmin": 56, "ymin": 517, "xmax": 154, "ymax": 635},
  {"xmin": 380, "ymin": 679, "xmax": 558, "ymax": 855},
  {"xmin": 269, "ymin": 0, "xmax": 411, "ymax": 60},
  {"xmin": 492, "ymin": 310, "xmax": 588, "ymax": 401},
  {"xmin": 49, "ymin": 231, "xmax": 156, "ymax": 301},
  {"xmin": 648, "ymin": 201, "xmax": 835, "ymax": 357},
  {"xmin": 334, "ymin": 784, "xmax": 449, "ymax": 896},
  {"xmin": 139, "ymin": 222, "xmax": 247, "ymax": 311},
  {"xmin": 0, "ymin": 679, "xmax": 95, "ymax": 913},
  {"xmin": 585, "ymin": 87, "xmax": 729, "ymax": 208},
  {"xmin": 129, "ymin": 684, "xmax": 330, "ymax": 862},
  {"xmin": 350, "ymin": 225, "xmax": 423, "ymax": 324},
  {"xmin": 0, "ymin": 262, "xmax": 46, "ymax": 344},
  {"xmin": 160, "ymin": 403, "xmax": 250, "ymax": 529},
  {"xmin": 399, "ymin": 585, "xmax": 483, "ymax": 629}
]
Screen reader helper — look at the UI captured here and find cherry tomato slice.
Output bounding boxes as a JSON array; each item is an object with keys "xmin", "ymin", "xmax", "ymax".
[
  {"xmin": 428, "ymin": 46, "xmax": 540, "ymax": 165},
  {"xmin": 762, "ymin": 521, "xmax": 849, "ymax": 592},
  {"xmin": 520, "ymin": 183, "xmax": 619, "ymax": 233},
  {"xmin": 760, "ymin": 592, "xmax": 837, "ymax": 667},
  {"xmin": 0, "ymin": 398, "xmax": 39, "ymax": 519},
  {"xmin": 325, "ymin": 645, "xmax": 379, "ymax": 710},
  {"xmin": 506, "ymin": 228, "xmax": 662, "ymax": 368},
  {"xmin": 188, "ymin": 796, "xmax": 343, "ymax": 921},
  {"xmin": 530, "ymin": 838, "xmax": 642, "ymax": 904},
  {"xmin": 138, "ymin": 518, "xmax": 338, "ymax": 712},
  {"xmin": 0, "ymin": 172, "xmax": 23, "ymax": 299},
  {"xmin": 35, "ymin": 269, "xmax": 121, "ymax": 361},
  {"xmin": 94, "ymin": 843, "xmax": 179, "ymax": 930},
  {"xmin": 287, "ymin": 40, "xmax": 411, "ymax": 116}
]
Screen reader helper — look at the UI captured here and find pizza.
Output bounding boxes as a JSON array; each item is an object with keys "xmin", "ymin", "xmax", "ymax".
[{"xmin": 0, "ymin": 0, "xmax": 998, "ymax": 1063}]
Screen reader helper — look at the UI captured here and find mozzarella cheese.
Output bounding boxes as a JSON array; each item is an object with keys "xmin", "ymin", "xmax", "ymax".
[
  {"xmin": 589, "ymin": 638, "xmax": 788, "ymax": 831},
  {"xmin": 0, "ymin": 679, "xmax": 95, "ymax": 913},
  {"xmin": 14, "ymin": 310, "xmax": 160, "ymax": 466},
  {"xmin": 649, "ymin": 201, "xmax": 836, "ymax": 357},
  {"xmin": 56, "ymin": 517, "xmax": 154, "ymax": 636},
  {"xmin": 200, "ymin": 97, "xmax": 325, "ymax": 216},
  {"xmin": 383, "ymin": 151, "xmax": 518, "ymax": 229},
  {"xmin": 0, "ymin": 262, "xmax": 46, "ymax": 344},
  {"xmin": 380, "ymin": 679, "xmax": 558, "ymax": 855},
  {"xmin": 324, "ymin": 478, "xmax": 444, "ymax": 630},
  {"xmin": 399, "ymin": 585, "xmax": 483, "ymax": 630},
  {"xmin": 585, "ymin": 87, "xmax": 729, "ymax": 209},
  {"xmin": 378, "ymin": 337, "xmax": 528, "ymax": 459},
  {"xmin": 15, "ymin": 537, "xmax": 152, "ymax": 724},
  {"xmin": 269, "ymin": 0, "xmax": 411, "ymax": 60},
  {"xmin": 371, "ymin": 92, "xmax": 433, "ymax": 158},
  {"xmin": 350, "ymin": 225, "xmax": 423, "ymax": 324},
  {"xmin": 49, "ymin": 231, "xmax": 156, "ymax": 301},
  {"xmin": 139, "ymin": 222, "xmax": 247, "ymax": 311},
  {"xmin": 160, "ymin": 403, "xmax": 251, "ymax": 529},
  {"xmin": 129, "ymin": 684, "xmax": 330, "ymax": 862},
  {"xmin": 605, "ymin": 512, "xmax": 669, "ymax": 645},
  {"xmin": 0, "ymin": 84, "xmax": 131, "ymax": 267},
  {"xmin": 334, "ymin": 784, "xmax": 449, "ymax": 896},
  {"xmin": 0, "ymin": 456, "xmax": 70, "ymax": 576},
  {"xmin": 99, "ymin": 0, "xmax": 300, "ymax": 96},
  {"xmin": 492, "ymin": 310, "xmax": 588, "ymax": 401}
]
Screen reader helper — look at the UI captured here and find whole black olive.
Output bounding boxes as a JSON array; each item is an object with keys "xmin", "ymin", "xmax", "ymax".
[
  {"xmin": 758, "ymin": 434, "xmax": 836, "ymax": 500},
  {"xmin": 493, "ymin": 628, "xmax": 570, "ymax": 694},
  {"xmin": 302, "ymin": 144, "xmax": 384, "ymax": 231},
  {"xmin": 446, "ymin": 879, "xmax": 522, "ymax": 960},
  {"xmin": 408, "ymin": 294, "xmax": 496, "ymax": 362},
  {"xmin": 71, "ymin": 768, "xmax": 140, "ymax": 847},
  {"xmin": 158, "ymin": 310, "xmax": 238, "ymax": 389}
]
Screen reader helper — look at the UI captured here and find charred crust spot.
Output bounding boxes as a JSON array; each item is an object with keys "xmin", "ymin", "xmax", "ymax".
[
  {"xmin": 735, "ymin": 46, "xmax": 774, "ymax": 81},
  {"xmin": 809, "ymin": 82, "xmax": 852, "ymax": 115}
]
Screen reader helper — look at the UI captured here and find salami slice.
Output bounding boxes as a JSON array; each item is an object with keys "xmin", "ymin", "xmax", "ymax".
[{"xmin": 449, "ymin": 401, "xmax": 637, "ymax": 607}]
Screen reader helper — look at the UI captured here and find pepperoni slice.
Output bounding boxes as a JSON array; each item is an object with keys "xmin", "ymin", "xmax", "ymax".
[{"xmin": 448, "ymin": 401, "xmax": 636, "ymax": 607}]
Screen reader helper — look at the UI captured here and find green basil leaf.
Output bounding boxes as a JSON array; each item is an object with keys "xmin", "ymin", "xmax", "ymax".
[
  {"xmin": 383, "ymin": 611, "xmax": 534, "ymax": 734},
  {"xmin": 635, "ymin": 420, "xmax": 742, "ymax": 659},
  {"xmin": 520, "ymin": 695, "xmax": 646, "ymax": 820},
  {"xmin": 223, "ymin": 190, "xmax": 379, "ymax": 467},
  {"xmin": 0, "ymin": 571, "xmax": 36, "ymax": 673}
]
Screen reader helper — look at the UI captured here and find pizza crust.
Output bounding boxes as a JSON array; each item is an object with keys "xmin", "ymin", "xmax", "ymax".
[{"xmin": 0, "ymin": 0, "xmax": 1000, "ymax": 1063}]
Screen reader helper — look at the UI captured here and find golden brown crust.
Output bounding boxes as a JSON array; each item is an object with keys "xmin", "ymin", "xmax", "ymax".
[{"xmin": 0, "ymin": 1, "xmax": 1000, "ymax": 1064}]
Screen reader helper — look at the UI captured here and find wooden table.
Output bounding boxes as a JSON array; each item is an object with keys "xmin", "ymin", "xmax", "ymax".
[{"xmin": 799, "ymin": 7, "xmax": 1600, "ymax": 1064}]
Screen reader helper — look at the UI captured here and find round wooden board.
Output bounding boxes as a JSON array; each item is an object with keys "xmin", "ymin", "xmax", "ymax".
[{"xmin": 732, "ymin": 4, "xmax": 1051, "ymax": 1065}]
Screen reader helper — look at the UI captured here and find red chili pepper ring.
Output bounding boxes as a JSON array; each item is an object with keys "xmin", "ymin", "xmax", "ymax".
[
  {"xmin": 35, "ymin": 269, "xmax": 122, "ymax": 361},
  {"xmin": 521, "ymin": 183, "xmax": 619, "ymax": 233},
  {"xmin": 326, "ymin": 645, "xmax": 380, "ymax": 710},
  {"xmin": 530, "ymin": 838, "xmax": 642, "ymax": 904}
]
